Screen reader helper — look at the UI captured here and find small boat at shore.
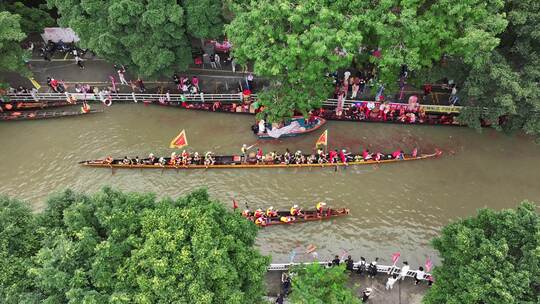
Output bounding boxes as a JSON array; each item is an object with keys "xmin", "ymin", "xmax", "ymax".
[
  {"xmin": 0, "ymin": 109, "xmax": 102, "ymax": 121},
  {"xmin": 253, "ymin": 116, "xmax": 326, "ymax": 139},
  {"xmin": 79, "ymin": 150, "xmax": 442, "ymax": 170},
  {"xmin": 0, "ymin": 100, "xmax": 73, "ymax": 111},
  {"xmin": 245, "ymin": 208, "xmax": 350, "ymax": 226}
]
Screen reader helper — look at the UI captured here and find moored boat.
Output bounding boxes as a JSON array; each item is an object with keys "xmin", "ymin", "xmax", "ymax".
[
  {"xmin": 244, "ymin": 208, "xmax": 350, "ymax": 226},
  {"xmin": 253, "ymin": 116, "xmax": 326, "ymax": 139},
  {"xmin": 0, "ymin": 100, "xmax": 74, "ymax": 111},
  {"xmin": 79, "ymin": 150, "xmax": 442, "ymax": 170},
  {"xmin": 0, "ymin": 109, "xmax": 102, "ymax": 121}
]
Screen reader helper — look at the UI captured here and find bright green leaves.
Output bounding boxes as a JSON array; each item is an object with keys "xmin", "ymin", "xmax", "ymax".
[
  {"xmin": 424, "ymin": 202, "xmax": 540, "ymax": 304},
  {"xmin": 0, "ymin": 11, "xmax": 30, "ymax": 80},
  {"xmin": 183, "ymin": 0, "xmax": 225, "ymax": 39},
  {"xmin": 289, "ymin": 263, "xmax": 361, "ymax": 304},
  {"xmin": 0, "ymin": 188, "xmax": 269, "ymax": 304},
  {"xmin": 227, "ymin": 0, "xmax": 362, "ymax": 121}
]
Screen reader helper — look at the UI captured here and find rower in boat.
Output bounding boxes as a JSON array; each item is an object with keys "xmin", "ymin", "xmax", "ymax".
[
  {"xmin": 362, "ymin": 149, "xmax": 372, "ymax": 161},
  {"xmin": 280, "ymin": 216, "xmax": 295, "ymax": 223},
  {"xmin": 307, "ymin": 154, "xmax": 316, "ymax": 164},
  {"xmin": 266, "ymin": 206, "xmax": 278, "ymax": 217},
  {"xmin": 169, "ymin": 152, "xmax": 176, "ymax": 165},
  {"xmin": 122, "ymin": 156, "xmax": 132, "ymax": 165},
  {"xmin": 290, "ymin": 205, "xmax": 303, "ymax": 216},
  {"xmin": 329, "ymin": 149, "xmax": 338, "ymax": 163},
  {"xmin": 181, "ymin": 150, "xmax": 190, "ymax": 165},
  {"xmin": 254, "ymin": 216, "xmax": 267, "ymax": 226},
  {"xmin": 254, "ymin": 208, "xmax": 264, "ymax": 218},
  {"xmin": 294, "ymin": 150, "xmax": 302, "ymax": 164},
  {"xmin": 145, "ymin": 153, "xmax": 156, "ymax": 165},
  {"xmin": 242, "ymin": 209, "xmax": 251, "ymax": 218},
  {"xmin": 374, "ymin": 152, "xmax": 384, "ymax": 161},
  {"xmin": 193, "ymin": 152, "xmax": 201, "ymax": 164},
  {"xmin": 339, "ymin": 149, "xmax": 350, "ymax": 164},
  {"xmin": 134, "ymin": 156, "xmax": 141, "ymax": 164},
  {"xmin": 392, "ymin": 149, "xmax": 404, "ymax": 160},
  {"xmin": 104, "ymin": 156, "xmax": 113, "ymax": 165},
  {"xmin": 316, "ymin": 202, "xmax": 327, "ymax": 216},
  {"xmin": 284, "ymin": 149, "xmax": 291, "ymax": 164},
  {"xmin": 412, "ymin": 148, "xmax": 418, "ymax": 158},
  {"xmin": 158, "ymin": 157, "xmax": 167, "ymax": 166},
  {"xmin": 256, "ymin": 148, "xmax": 263, "ymax": 164},
  {"xmin": 204, "ymin": 151, "xmax": 215, "ymax": 166}
]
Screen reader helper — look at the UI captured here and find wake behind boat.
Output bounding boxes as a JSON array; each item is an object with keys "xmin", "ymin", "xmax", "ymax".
[
  {"xmin": 252, "ymin": 116, "xmax": 326, "ymax": 139},
  {"xmin": 79, "ymin": 148, "xmax": 442, "ymax": 170}
]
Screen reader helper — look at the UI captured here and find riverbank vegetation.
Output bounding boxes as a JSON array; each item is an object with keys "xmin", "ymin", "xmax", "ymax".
[
  {"xmin": 424, "ymin": 202, "xmax": 540, "ymax": 303},
  {"xmin": 0, "ymin": 188, "xmax": 269, "ymax": 303},
  {"xmin": 289, "ymin": 263, "xmax": 360, "ymax": 303}
]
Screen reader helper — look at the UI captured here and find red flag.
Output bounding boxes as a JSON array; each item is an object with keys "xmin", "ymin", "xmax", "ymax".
[
  {"xmin": 232, "ymin": 199, "xmax": 238, "ymax": 210},
  {"xmin": 391, "ymin": 252, "xmax": 401, "ymax": 265},
  {"xmin": 169, "ymin": 129, "xmax": 188, "ymax": 149},
  {"xmin": 425, "ymin": 257, "xmax": 433, "ymax": 272},
  {"xmin": 315, "ymin": 130, "xmax": 328, "ymax": 147}
]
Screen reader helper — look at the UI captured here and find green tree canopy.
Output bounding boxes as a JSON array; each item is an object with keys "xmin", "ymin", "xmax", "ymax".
[
  {"xmin": 453, "ymin": 0, "xmax": 540, "ymax": 138},
  {"xmin": 0, "ymin": 197, "xmax": 41, "ymax": 303},
  {"xmin": 424, "ymin": 202, "xmax": 540, "ymax": 304},
  {"xmin": 47, "ymin": 0, "xmax": 193, "ymax": 78},
  {"xmin": 226, "ymin": 0, "xmax": 507, "ymax": 121},
  {"xmin": 0, "ymin": 188, "xmax": 270, "ymax": 304},
  {"xmin": 0, "ymin": 11, "xmax": 30, "ymax": 85},
  {"xmin": 289, "ymin": 263, "xmax": 360, "ymax": 304},
  {"xmin": 183, "ymin": 0, "xmax": 224, "ymax": 39},
  {"xmin": 0, "ymin": 1, "xmax": 55, "ymax": 33}
]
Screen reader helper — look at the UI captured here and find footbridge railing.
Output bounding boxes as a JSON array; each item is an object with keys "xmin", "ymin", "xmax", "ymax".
[{"xmin": 3, "ymin": 93, "xmax": 463, "ymax": 114}]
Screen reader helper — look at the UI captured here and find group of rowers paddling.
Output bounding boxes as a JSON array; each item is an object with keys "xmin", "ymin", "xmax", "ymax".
[
  {"xmin": 243, "ymin": 202, "xmax": 329, "ymax": 226},
  {"xmin": 101, "ymin": 145, "xmax": 416, "ymax": 166},
  {"xmin": 240, "ymin": 144, "xmax": 414, "ymax": 164}
]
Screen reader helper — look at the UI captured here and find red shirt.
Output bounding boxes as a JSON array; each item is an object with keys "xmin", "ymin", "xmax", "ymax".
[
  {"xmin": 339, "ymin": 151, "xmax": 346, "ymax": 163},
  {"xmin": 329, "ymin": 151, "xmax": 337, "ymax": 162}
]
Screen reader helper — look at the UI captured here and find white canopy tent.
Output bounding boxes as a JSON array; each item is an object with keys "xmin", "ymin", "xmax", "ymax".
[{"xmin": 41, "ymin": 27, "xmax": 80, "ymax": 43}]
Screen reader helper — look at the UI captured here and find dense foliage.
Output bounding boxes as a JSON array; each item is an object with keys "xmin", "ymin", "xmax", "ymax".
[
  {"xmin": 455, "ymin": 0, "xmax": 540, "ymax": 138},
  {"xmin": 289, "ymin": 263, "xmax": 360, "ymax": 304},
  {"xmin": 0, "ymin": 188, "xmax": 270, "ymax": 304},
  {"xmin": 183, "ymin": 0, "xmax": 224, "ymax": 40},
  {"xmin": 227, "ymin": 0, "xmax": 507, "ymax": 121},
  {"xmin": 0, "ymin": 1, "xmax": 55, "ymax": 33},
  {"xmin": 0, "ymin": 11, "xmax": 30, "ymax": 81},
  {"xmin": 424, "ymin": 202, "xmax": 540, "ymax": 304},
  {"xmin": 47, "ymin": 0, "xmax": 191, "ymax": 78}
]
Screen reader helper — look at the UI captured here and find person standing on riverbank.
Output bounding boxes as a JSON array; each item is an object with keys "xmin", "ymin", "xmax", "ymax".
[{"xmin": 399, "ymin": 261, "xmax": 410, "ymax": 280}]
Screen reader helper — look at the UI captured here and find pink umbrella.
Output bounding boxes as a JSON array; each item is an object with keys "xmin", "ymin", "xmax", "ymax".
[
  {"xmin": 425, "ymin": 257, "xmax": 433, "ymax": 272},
  {"xmin": 391, "ymin": 252, "xmax": 401, "ymax": 265}
]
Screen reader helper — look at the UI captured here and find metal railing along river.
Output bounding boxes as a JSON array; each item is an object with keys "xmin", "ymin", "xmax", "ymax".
[
  {"xmin": 268, "ymin": 261, "xmax": 432, "ymax": 280},
  {"xmin": 3, "ymin": 92, "xmax": 463, "ymax": 114}
]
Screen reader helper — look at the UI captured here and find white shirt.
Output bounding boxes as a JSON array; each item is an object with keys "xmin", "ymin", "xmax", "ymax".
[
  {"xmin": 416, "ymin": 270, "xmax": 425, "ymax": 280},
  {"xmin": 401, "ymin": 265, "xmax": 410, "ymax": 276},
  {"xmin": 387, "ymin": 276, "xmax": 398, "ymax": 285},
  {"xmin": 258, "ymin": 120, "xmax": 266, "ymax": 133},
  {"xmin": 344, "ymin": 71, "xmax": 351, "ymax": 79},
  {"xmin": 367, "ymin": 102, "xmax": 375, "ymax": 110}
]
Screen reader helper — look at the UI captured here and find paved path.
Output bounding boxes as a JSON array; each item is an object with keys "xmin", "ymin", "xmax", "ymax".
[{"xmin": 265, "ymin": 271, "xmax": 428, "ymax": 304}]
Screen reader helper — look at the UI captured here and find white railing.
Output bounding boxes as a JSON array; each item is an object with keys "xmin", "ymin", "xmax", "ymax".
[
  {"xmin": 268, "ymin": 262, "xmax": 431, "ymax": 280},
  {"xmin": 3, "ymin": 93, "xmax": 463, "ymax": 113}
]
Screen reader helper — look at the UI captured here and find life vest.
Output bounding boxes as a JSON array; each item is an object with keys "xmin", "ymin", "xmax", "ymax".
[
  {"xmin": 316, "ymin": 202, "xmax": 324, "ymax": 212},
  {"xmin": 254, "ymin": 217, "xmax": 266, "ymax": 226},
  {"xmin": 280, "ymin": 216, "xmax": 292, "ymax": 223},
  {"xmin": 81, "ymin": 103, "xmax": 91, "ymax": 113},
  {"xmin": 254, "ymin": 210, "xmax": 264, "ymax": 218},
  {"xmin": 266, "ymin": 209, "xmax": 277, "ymax": 217},
  {"xmin": 290, "ymin": 207, "xmax": 299, "ymax": 216}
]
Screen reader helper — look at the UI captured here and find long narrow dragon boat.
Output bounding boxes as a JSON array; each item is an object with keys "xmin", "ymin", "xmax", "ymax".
[
  {"xmin": 0, "ymin": 100, "xmax": 73, "ymax": 111},
  {"xmin": 0, "ymin": 109, "xmax": 102, "ymax": 121},
  {"xmin": 245, "ymin": 208, "xmax": 350, "ymax": 226},
  {"xmin": 79, "ymin": 150, "xmax": 442, "ymax": 170}
]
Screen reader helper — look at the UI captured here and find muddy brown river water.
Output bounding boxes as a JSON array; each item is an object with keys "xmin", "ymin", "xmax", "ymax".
[{"xmin": 1, "ymin": 104, "xmax": 539, "ymax": 266}]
